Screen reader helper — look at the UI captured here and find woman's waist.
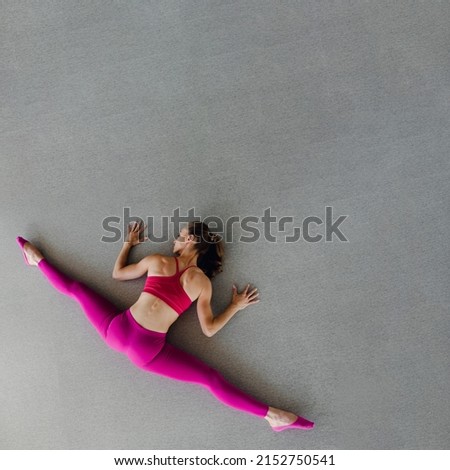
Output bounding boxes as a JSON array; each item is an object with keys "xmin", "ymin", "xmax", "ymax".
[{"xmin": 130, "ymin": 294, "xmax": 178, "ymax": 333}]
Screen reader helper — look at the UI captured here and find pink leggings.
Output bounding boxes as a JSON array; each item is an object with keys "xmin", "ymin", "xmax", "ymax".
[{"xmin": 37, "ymin": 258, "xmax": 269, "ymax": 419}]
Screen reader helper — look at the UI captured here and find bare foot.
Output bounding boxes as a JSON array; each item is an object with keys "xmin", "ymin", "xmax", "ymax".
[
  {"xmin": 21, "ymin": 241, "xmax": 44, "ymax": 266},
  {"xmin": 264, "ymin": 406, "xmax": 298, "ymax": 428}
]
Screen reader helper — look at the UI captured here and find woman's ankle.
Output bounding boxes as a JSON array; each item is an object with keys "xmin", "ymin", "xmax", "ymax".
[{"xmin": 264, "ymin": 406, "xmax": 279, "ymax": 421}]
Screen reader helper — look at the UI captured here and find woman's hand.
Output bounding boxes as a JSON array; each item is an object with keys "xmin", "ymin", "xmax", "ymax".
[
  {"xmin": 231, "ymin": 283, "xmax": 260, "ymax": 311},
  {"xmin": 126, "ymin": 221, "xmax": 148, "ymax": 246}
]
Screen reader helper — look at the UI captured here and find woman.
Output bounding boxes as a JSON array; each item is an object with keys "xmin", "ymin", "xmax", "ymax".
[{"xmin": 16, "ymin": 220, "xmax": 314, "ymax": 432}]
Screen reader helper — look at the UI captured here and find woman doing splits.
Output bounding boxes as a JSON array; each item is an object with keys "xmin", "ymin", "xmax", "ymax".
[{"xmin": 16, "ymin": 220, "xmax": 314, "ymax": 432}]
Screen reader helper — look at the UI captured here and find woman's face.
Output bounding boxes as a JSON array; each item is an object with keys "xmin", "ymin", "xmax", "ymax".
[{"xmin": 173, "ymin": 227, "xmax": 189, "ymax": 251}]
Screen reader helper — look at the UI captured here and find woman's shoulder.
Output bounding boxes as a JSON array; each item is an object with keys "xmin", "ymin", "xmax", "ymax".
[
  {"xmin": 155, "ymin": 254, "xmax": 205, "ymax": 276},
  {"xmin": 156, "ymin": 254, "xmax": 171, "ymax": 264}
]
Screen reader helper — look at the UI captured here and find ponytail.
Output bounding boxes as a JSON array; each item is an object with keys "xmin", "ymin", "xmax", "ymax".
[{"xmin": 187, "ymin": 221, "xmax": 224, "ymax": 280}]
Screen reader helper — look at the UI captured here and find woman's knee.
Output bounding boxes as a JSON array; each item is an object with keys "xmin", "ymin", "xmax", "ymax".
[
  {"xmin": 206, "ymin": 367, "xmax": 226, "ymax": 389},
  {"xmin": 66, "ymin": 278, "xmax": 85, "ymax": 298}
]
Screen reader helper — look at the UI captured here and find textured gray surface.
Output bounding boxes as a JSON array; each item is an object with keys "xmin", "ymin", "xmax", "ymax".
[{"xmin": 1, "ymin": 0, "xmax": 449, "ymax": 449}]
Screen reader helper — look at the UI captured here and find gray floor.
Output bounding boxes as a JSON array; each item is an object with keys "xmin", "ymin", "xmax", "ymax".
[{"xmin": 1, "ymin": 0, "xmax": 449, "ymax": 450}]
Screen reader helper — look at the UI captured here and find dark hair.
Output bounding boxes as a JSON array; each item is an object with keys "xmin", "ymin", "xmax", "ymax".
[{"xmin": 186, "ymin": 221, "xmax": 224, "ymax": 280}]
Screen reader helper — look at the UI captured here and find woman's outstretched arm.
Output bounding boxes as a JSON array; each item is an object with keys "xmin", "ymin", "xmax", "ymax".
[
  {"xmin": 112, "ymin": 222, "xmax": 150, "ymax": 280},
  {"xmin": 112, "ymin": 242, "xmax": 133, "ymax": 278},
  {"xmin": 197, "ymin": 281, "xmax": 260, "ymax": 337}
]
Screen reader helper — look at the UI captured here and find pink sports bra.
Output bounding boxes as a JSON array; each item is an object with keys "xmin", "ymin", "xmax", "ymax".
[{"xmin": 142, "ymin": 257, "xmax": 197, "ymax": 315}]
